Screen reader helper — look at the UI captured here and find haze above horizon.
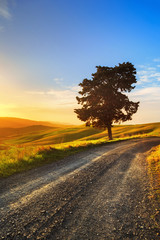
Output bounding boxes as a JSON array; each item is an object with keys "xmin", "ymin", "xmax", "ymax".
[{"xmin": 0, "ymin": 0, "xmax": 160, "ymax": 124}]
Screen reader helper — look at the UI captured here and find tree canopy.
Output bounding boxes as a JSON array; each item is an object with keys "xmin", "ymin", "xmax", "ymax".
[{"xmin": 74, "ymin": 62, "xmax": 139, "ymax": 140}]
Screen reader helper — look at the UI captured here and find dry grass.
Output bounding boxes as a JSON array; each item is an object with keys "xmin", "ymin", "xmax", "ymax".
[
  {"xmin": 147, "ymin": 145, "xmax": 160, "ymax": 227},
  {"xmin": 147, "ymin": 145, "xmax": 160, "ymax": 201}
]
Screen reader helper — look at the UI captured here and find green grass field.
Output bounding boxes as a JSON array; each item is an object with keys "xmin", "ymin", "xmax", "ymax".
[{"xmin": 0, "ymin": 118, "xmax": 160, "ymax": 178}]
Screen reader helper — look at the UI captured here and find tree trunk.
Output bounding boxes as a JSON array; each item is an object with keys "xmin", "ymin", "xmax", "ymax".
[{"xmin": 107, "ymin": 125, "xmax": 113, "ymax": 140}]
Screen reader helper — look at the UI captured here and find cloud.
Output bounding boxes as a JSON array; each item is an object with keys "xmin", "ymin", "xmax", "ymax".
[
  {"xmin": 137, "ymin": 65, "xmax": 160, "ymax": 84},
  {"xmin": 26, "ymin": 85, "xmax": 80, "ymax": 107},
  {"xmin": 137, "ymin": 70, "xmax": 150, "ymax": 84},
  {"xmin": 131, "ymin": 87, "xmax": 160, "ymax": 96},
  {"xmin": 138, "ymin": 75, "xmax": 149, "ymax": 83},
  {"xmin": 150, "ymin": 73, "xmax": 160, "ymax": 77},
  {"xmin": 149, "ymin": 72, "xmax": 160, "ymax": 81},
  {"xmin": 153, "ymin": 58, "xmax": 160, "ymax": 62},
  {"xmin": 67, "ymin": 85, "xmax": 81, "ymax": 92},
  {"xmin": 26, "ymin": 91, "xmax": 45, "ymax": 95},
  {"xmin": 46, "ymin": 89, "xmax": 78, "ymax": 106},
  {"xmin": 129, "ymin": 87, "xmax": 160, "ymax": 102},
  {"xmin": 128, "ymin": 85, "xmax": 160, "ymax": 124},
  {"xmin": 0, "ymin": 0, "xmax": 11, "ymax": 20},
  {"xmin": 147, "ymin": 67, "xmax": 156, "ymax": 70},
  {"xmin": 53, "ymin": 77, "xmax": 63, "ymax": 83},
  {"xmin": 138, "ymin": 65, "xmax": 146, "ymax": 68}
]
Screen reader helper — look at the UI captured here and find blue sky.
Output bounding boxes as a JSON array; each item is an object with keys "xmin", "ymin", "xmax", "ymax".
[{"xmin": 0, "ymin": 0, "xmax": 160, "ymax": 124}]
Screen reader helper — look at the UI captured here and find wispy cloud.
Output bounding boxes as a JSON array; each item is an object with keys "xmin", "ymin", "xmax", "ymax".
[
  {"xmin": 137, "ymin": 65, "xmax": 160, "ymax": 84},
  {"xmin": 138, "ymin": 65, "xmax": 146, "ymax": 68},
  {"xmin": 68, "ymin": 86, "xmax": 81, "ymax": 92},
  {"xmin": 131, "ymin": 87, "xmax": 160, "ymax": 96},
  {"xmin": 153, "ymin": 58, "xmax": 160, "ymax": 62},
  {"xmin": 147, "ymin": 67, "xmax": 156, "ymax": 70},
  {"xmin": 129, "ymin": 87, "xmax": 160, "ymax": 102},
  {"xmin": 26, "ymin": 85, "xmax": 80, "ymax": 107},
  {"xmin": 0, "ymin": 0, "xmax": 11, "ymax": 20},
  {"xmin": 47, "ymin": 88, "xmax": 78, "ymax": 106},
  {"xmin": 53, "ymin": 77, "xmax": 63, "ymax": 83}
]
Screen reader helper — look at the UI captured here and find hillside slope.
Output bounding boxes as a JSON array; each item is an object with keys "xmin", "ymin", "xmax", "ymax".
[
  {"xmin": 0, "ymin": 117, "xmax": 69, "ymax": 128},
  {"xmin": 0, "ymin": 122, "xmax": 160, "ymax": 146}
]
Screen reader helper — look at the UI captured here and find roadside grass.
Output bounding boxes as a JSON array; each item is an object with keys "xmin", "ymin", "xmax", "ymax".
[
  {"xmin": 147, "ymin": 145, "xmax": 160, "ymax": 202},
  {"xmin": 0, "ymin": 122, "xmax": 160, "ymax": 178},
  {"xmin": 147, "ymin": 145, "xmax": 160, "ymax": 227}
]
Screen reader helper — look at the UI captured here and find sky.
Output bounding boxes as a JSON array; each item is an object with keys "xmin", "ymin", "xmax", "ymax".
[{"xmin": 0, "ymin": 0, "xmax": 160, "ymax": 125}]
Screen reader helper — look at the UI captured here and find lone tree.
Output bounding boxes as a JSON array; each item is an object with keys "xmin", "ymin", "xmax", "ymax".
[{"xmin": 74, "ymin": 62, "xmax": 139, "ymax": 140}]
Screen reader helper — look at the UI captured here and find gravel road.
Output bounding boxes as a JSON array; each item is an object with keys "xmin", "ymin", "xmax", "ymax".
[{"xmin": 0, "ymin": 138, "xmax": 160, "ymax": 239}]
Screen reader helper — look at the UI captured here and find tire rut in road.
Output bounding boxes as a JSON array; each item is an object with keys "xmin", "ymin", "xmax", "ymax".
[{"xmin": 0, "ymin": 144, "xmax": 135, "ymax": 239}]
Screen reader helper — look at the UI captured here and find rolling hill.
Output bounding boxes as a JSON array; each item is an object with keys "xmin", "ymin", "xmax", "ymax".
[
  {"xmin": 0, "ymin": 117, "xmax": 69, "ymax": 128},
  {"xmin": 0, "ymin": 118, "xmax": 160, "ymax": 146}
]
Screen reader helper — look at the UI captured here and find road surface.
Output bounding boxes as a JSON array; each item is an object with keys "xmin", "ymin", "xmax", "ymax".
[{"xmin": 0, "ymin": 138, "xmax": 160, "ymax": 239}]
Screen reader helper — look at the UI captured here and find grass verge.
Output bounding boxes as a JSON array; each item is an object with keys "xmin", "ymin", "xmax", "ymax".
[{"xmin": 147, "ymin": 145, "xmax": 160, "ymax": 227}]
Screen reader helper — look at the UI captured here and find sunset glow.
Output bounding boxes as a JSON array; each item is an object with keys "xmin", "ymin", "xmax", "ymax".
[{"xmin": 0, "ymin": 0, "xmax": 160, "ymax": 124}]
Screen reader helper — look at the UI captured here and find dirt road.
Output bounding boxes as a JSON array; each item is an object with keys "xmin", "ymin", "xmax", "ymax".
[{"xmin": 0, "ymin": 138, "xmax": 160, "ymax": 239}]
